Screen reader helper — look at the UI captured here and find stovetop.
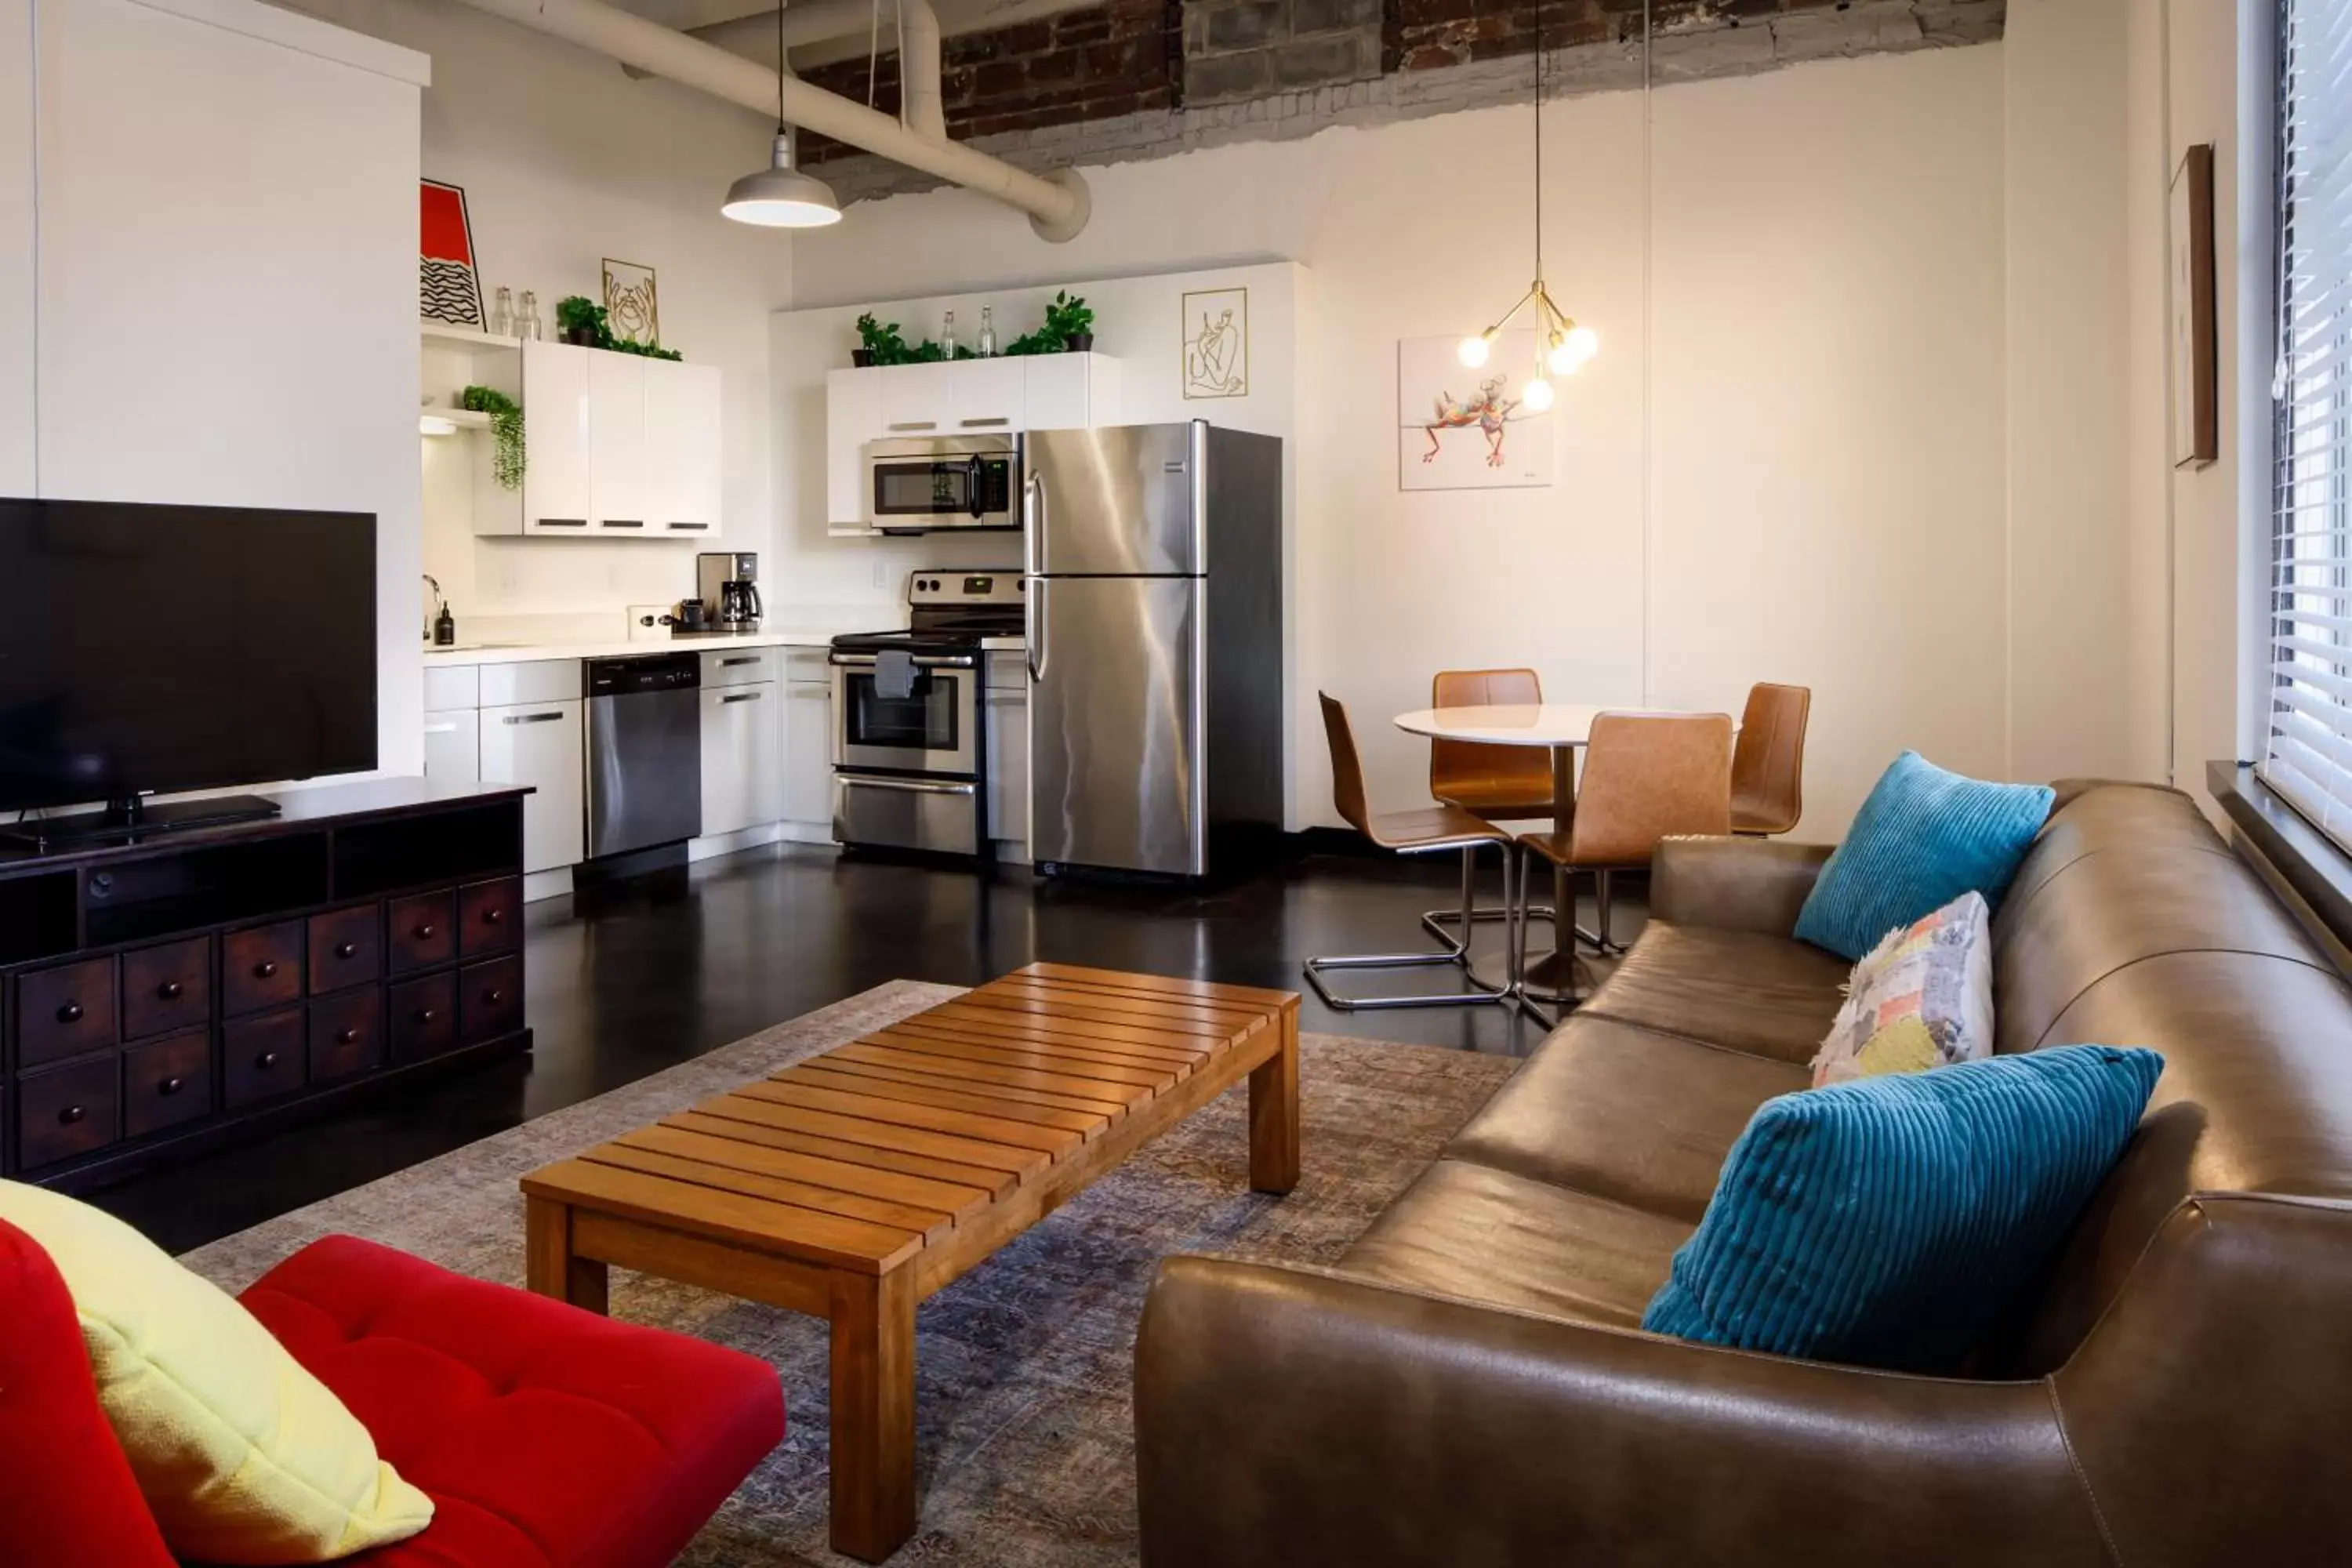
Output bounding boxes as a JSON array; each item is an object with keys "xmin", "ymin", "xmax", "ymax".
[{"xmin": 833, "ymin": 569, "xmax": 1025, "ymax": 655}]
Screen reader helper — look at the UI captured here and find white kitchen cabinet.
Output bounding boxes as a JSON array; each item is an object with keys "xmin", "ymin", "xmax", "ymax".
[
  {"xmin": 700, "ymin": 683, "xmax": 779, "ymax": 838},
  {"xmin": 644, "ymin": 358, "xmax": 723, "ymax": 538},
  {"xmin": 587, "ymin": 350, "xmax": 648, "ymax": 535},
  {"xmin": 984, "ymin": 683, "xmax": 1029, "ymax": 850},
  {"xmin": 825, "ymin": 368, "xmax": 880, "ymax": 526},
  {"xmin": 1022, "ymin": 354, "xmax": 1120, "ymax": 432},
  {"xmin": 477, "ymin": 698, "xmax": 584, "ymax": 874},
  {"xmin": 950, "ymin": 359, "xmax": 1025, "ymax": 431},
  {"xmin": 422, "ymin": 713, "xmax": 479, "ymax": 784},
  {"xmin": 515, "ymin": 339, "xmax": 592, "ymax": 534},
  {"xmin": 780, "ymin": 674, "xmax": 835, "ymax": 830},
  {"xmin": 876, "ymin": 363, "xmax": 957, "ymax": 435}
]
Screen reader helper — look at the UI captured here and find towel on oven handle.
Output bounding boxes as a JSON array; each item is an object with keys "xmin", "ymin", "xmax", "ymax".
[{"xmin": 875, "ymin": 648, "xmax": 919, "ymax": 702}]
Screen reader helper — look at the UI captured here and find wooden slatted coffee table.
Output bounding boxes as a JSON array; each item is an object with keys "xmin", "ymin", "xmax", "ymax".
[{"xmin": 520, "ymin": 962, "xmax": 1301, "ymax": 1563}]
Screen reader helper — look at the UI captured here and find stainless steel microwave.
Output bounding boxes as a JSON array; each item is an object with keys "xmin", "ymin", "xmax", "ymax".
[{"xmin": 863, "ymin": 434, "xmax": 1019, "ymax": 532}]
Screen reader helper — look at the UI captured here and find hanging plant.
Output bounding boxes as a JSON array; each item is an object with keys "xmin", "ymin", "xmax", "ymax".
[{"xmin": 460, "ymin": 385, "xmax": 526, "ymax": 491}]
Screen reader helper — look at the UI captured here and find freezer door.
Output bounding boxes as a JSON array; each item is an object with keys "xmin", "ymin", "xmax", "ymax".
[
  {"xmin": 1023, "ymin": 423, "xmax": 1206, "ymax": 578},
  {"xmin": 1028, "ymin": 575, "xmax": 1205, "ymax": 875}
]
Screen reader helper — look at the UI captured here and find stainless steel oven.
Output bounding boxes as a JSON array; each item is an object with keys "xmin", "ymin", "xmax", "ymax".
[
  {"xmin": 829, "ymin": 651, "xmax": 978, "ymax": 775},
  {"xmin": 863, "ymin": 434, "xmax": 1018, "ymax": 532}
]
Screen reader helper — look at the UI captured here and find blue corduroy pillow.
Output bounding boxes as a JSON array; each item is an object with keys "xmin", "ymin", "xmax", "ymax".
[
  {"xmin": 1794, "ymin": 751, "xmax": 2055, "ymax": 961},
  {"xmin": 1642, "ymin": 1045, "xmax": 2162, "ymax": 1372}
]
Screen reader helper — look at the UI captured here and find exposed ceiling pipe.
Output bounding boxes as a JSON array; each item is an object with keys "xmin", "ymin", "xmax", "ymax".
[
  {"xmin": 448, "ymin": 0, "xmax": 1087, "ymax": 238},
  {"xmin": 695, "ymin": 0, "xmax": 944, "ymax": 139}
]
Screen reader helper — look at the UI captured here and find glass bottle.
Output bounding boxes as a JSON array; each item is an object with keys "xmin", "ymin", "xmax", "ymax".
[
  {"xmin": 517, "ymin": 290, "xmax": 543, "ymax": 340},
  {"xmin": 488, "ymin": 285, "xmax": 514, "ymax": 336},
  {"xmin": 977, "ymin": 305, "xmax": 996, "ymax": 358},
  {"xmin": 941, "ymin": 309, "xmax": 958, "ymax": 359}
]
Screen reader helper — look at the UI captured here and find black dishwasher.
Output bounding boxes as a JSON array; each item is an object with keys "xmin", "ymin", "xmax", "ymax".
[{"xmin": 583, "ymin": 652, "xmax": 702, "ymax": 858}]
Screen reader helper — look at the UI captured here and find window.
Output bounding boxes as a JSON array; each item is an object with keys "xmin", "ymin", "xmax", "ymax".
[{"xmin": 2261, "ymin": 0, "xmax": 2352, "ymax": 849}]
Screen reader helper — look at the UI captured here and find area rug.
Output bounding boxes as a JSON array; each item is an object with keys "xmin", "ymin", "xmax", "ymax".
[{"xmin": 183, "ymin": 980, "xmax": 1518, "ymax": 1566}]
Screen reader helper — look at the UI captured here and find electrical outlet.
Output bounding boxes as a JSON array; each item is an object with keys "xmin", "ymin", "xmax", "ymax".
[{"xmin": 870, "ymin": 559, "xmax": 888, "ymax": 590}]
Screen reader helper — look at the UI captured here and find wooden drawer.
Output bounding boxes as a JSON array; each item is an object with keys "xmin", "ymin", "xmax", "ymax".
[
  {"xmin": 387, "ymin": 890, "xmax": 456, "ymax": 977},
  {"xmin": 308, "ymin": 988, "xmax": 383, "ymax": 1087},
  {"xmin": 223, "ymin": 920, "xmax": 305, "ymax": 1016},
  {"xmin": 458, "ymin": 877, "xmax": 522, "ymax": 958},
  {"xmin": 18, "ymin": 957, "xmax": 118, "ymax": 1070},
  {"xmin": 389, "ymin": 971, "xmax": 459, "ymax": 1065},
  {"xmin": 17, "ymin": 1056, "xmax": 121, "ymax": 1170},
  {"xmin": 307, "ymin": 906, "xmax": 381, "ymax": 996},
  {"xmin": 121, "ymin": 936, "xmax": 212, "ymax": 1042},
  {"xmin": 122, "ymin": 1029, "xmax": 214, "ymax": 1139},
  {"xmin": 223, "ymin": 1008, "xmax": 307, "ymax": 1109},
  {"xmin": 459, "ymin": 954, "xmax": 524, "ymax": 1046}
]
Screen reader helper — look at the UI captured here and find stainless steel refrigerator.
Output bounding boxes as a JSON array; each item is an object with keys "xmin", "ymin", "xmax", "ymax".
[{"xmin": 1022, "ymin": 420, "xmax": 1285, "ymax": 877}]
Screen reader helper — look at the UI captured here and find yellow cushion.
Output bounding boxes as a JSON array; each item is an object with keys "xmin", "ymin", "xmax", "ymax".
[{"xmin": 0, "ymin": 1181, "xmax": 433, "ymax": 1565}]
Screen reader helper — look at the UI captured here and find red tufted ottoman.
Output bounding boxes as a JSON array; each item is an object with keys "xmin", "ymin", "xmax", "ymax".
[{"xmin": 239, "ymin": 1234, "xmax": 785, "ymax": 1568}]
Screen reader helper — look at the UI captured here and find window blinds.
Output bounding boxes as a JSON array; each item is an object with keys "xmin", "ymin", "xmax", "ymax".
[{"xmin": 2261, "ymin": 0, "xmax": 2352, "ymax": 848}]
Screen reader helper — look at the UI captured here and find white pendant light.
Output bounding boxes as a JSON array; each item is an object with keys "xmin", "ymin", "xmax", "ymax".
[
  {"xmin": 1456, "ymin": 0, "xmax": 1594, "ymax": 397},
  {"xmin": 723, "ymin": 1, "xmax": 840, "ymax": 228}
]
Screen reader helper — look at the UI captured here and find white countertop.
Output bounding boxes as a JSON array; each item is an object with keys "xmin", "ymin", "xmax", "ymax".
[{"xmin": 419, "ymin": 626, "xmax": 869, "ymax": 666}]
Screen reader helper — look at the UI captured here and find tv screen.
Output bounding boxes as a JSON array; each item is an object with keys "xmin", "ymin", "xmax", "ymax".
[{"xmin": 0, "ymin": 499, "xmax": 377, "ymax": 811}]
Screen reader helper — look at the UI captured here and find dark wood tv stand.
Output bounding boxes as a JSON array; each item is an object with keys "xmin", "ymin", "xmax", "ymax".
[{"xmin": 0, "ymin": 778, "xmax": 536, "ymax": 1192}]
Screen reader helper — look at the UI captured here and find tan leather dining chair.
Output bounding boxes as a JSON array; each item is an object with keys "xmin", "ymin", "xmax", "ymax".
[
  {"xmin": 1515, "ymin": 711, "xmax": 1731, "ymax": 1005},
  {"xmin": 1305, "ymin": 693, "xmax": 1519, "ymax": 1011},
  {"xmin": 1424, "ymin": 667, "xmax": 1559, "ymax": 947},
  {"xmin": 1731, "ymin": 682, "xmax": 1811, "ymax": 836}
]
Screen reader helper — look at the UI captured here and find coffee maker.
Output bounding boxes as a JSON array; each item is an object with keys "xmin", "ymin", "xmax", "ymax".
[{"xmin": 696, "ymin": 552, "xmax": 762, "ymax": 633}]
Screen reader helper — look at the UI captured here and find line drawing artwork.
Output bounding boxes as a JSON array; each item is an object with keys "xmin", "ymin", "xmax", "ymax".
[
  {"xmin": 602, "ymin": 258, "xmax": 660, "ymax": 347},
  {"xmin": 1182, "ymin": 288, "xmax": 1249, "ymax": 399},
  {"xmin": 1397, "ymin": 333, "xmax": 1554, "ymax": 491}
]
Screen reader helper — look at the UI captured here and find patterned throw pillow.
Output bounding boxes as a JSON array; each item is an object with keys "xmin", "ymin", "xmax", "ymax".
[{"xmin": 1811, "ymin": 891, "xmax": 1993, "ymax": 1087}]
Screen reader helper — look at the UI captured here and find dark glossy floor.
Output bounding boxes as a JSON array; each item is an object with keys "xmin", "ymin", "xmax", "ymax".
[{"xmin": 96, "ymin": 842, "xmax": 1642, "ymax": 1253}]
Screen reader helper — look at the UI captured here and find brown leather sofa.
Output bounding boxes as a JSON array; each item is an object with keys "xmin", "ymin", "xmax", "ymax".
[{"xmin": 1135, "ymin": 782, "xmax": 2352, "ymax": 1565}]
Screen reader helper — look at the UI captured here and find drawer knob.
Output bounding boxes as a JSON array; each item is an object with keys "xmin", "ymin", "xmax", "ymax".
[
  {"xmin": 57, "ymin": 1105, "xmax": 85, "ymax": 1126},
  {"xmin": 256, "ymin": 1051, "xmax": 281, "ymax": 1069},
  {"xmin": 56, "ymin": 1001, "xmax": 82, "ymax": 1024},
  {"xmin": 414, "ymin": 924, "xmax": 437, "ymax": 940},
  {"xmin": 158, "ymin": 980, "xmax": 183, "ymax": 1001},
  {"xmin": 336, "ymin": 1027, "xmax": 359, "ymax": 1046},
  {"xmin": 485, "ymin": 908, "xmax": 504, "ymax": 925},
  {"xmin": 485, "ymin": 989, "xmax": 506, "ymax": 1006},
  {"xmin": 335, "ymin": 942, "xmax": 358, "ymax": 960},
  {"xmin": 255, "ymin": 960, "xmax": 279, "ymax": 979},
  {"xmin": 416, "ymin": 1008, "xmax": 437, "ymax": 1024},
  {"xmin": 158, "ymin": 1076, "xmax": 185, "ymax": 1096}
]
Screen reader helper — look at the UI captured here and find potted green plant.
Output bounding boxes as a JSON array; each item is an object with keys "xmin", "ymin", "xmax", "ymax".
[
  {"xmin": 854, "ymin": 312, "xmax": 909, "ymax": 367},
  {"xmin": 1047, "ymin": 289, "xmax": 1094, "ymax": 352},
  {"xmin": 554, "ymin": 295, "xmax": 606, "ymax": 347},
  {"xmin": 459, "ymin": 385, "xmax": 525, "ymax": 491}
]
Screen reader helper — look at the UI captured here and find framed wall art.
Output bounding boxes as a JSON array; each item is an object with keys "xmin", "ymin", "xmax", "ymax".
[
  {"xmin": 2170, "ymin": 143, "xmax": 2217, "ymax": 469},
  {"xmin": 1182, "ymin": 287, "xmax": 1249, "ymax": 399},
  {"xmin": 602, "ymin": 258, "xmax": 660, "ymax": 347},
  {"xmin": 419, "ymin": 180, "xmax": 483, "ymax": 328},
  {"xmin": 1397, "ymin": 332, "xmax": 1554, "ymax": 491}
]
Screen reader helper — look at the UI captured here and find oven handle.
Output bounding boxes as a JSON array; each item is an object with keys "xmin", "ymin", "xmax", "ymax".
[
  {"xmin": 828, "ymin": 652, "xmax": 975, "ymax": 669},
  {"xmin": 838, "ymin": 775, "xmax": 976, "ymax": 797}
]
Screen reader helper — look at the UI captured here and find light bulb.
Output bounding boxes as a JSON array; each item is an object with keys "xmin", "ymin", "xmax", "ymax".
[
  {"xmin": 1457, "ymin": 334, "xmax": 1491, "ymax": 368},
  {"xmin": 1566, "ymin": 325, "xmax": 1599, "ymax": 364},
  {"xmin": 1547, "ymin": 338, "xmax": 1577, "ymax": 375},
  {"xmin": 1522, "ymin": 376, "xmax": 1555, "ymax": 412}
]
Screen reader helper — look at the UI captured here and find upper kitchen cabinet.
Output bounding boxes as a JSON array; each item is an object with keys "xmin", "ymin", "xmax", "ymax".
[
  {"xmin": 471, "ymin": 341, "xmax": 723, "ymax": 540},
  {"xmin": 823, "ymin": 352, "xmax": 1121, "ymax": 528}
]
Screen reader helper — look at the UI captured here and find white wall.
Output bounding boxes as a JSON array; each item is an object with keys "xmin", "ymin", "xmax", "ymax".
[
  {"xmin": 786, "ymin": 44, "xmax": 2022, "ymax": 837},
  {"xmin": 289, "ymin": 0, "xmax": 793, "ymax": 630},
  {"xmin": 0, "ymin": 0, "xmax": 31, "ymax": 498}
]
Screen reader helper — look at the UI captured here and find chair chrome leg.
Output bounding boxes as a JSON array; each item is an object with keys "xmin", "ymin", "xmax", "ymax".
[{"xmin": 1304, "ymin": 842, "xmax": 1516, "ymax": 1011}]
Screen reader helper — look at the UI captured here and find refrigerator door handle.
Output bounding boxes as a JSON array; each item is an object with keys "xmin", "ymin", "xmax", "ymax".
[
  {"xmin": 1028, "ymin": 578, "xmax": 1048, "ymax": 683},
  {"xmin": 1022, "ymin": 471, "xmax": 1047, "ymax": 577}
]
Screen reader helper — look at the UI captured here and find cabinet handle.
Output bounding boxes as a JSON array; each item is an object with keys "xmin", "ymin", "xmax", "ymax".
[
  {"xmin": 485, "ymin": 989, "xmax": 506, "ymax": 1006},
  {"xmin": 600, "ymin": 518, "xmax": 645, "ymax": 529},
  {"xmin": 158, "ymin": 980, "xmax": 183, "ymax": 1000},
  {"xmin": 886, "ymin": 420, "xmax": 937, "ymax": 431},
  {"xmin": 789, "ymin": 686, "xmax": 830, "ymax": 699},
  {"xmin": 158, "ymin": 1076, "xmax": 185, "ymax": 1097},
  {"xmin": 959, "ymin": 416, "xmax": 1011, "ymax": 427},
  {"xmin": 484, "ymin": 908, "xmax": 504, "ymax": 925},
  {"xmin": 537, "ymin": 517, "xmax": 588, "ymax": 528},
  {"xmin": 721, "ymin": 655, "xmax": 761, "ymax": 666},
  {"xmin": 666, "ymin": 521, "xmax": 710, "ymax": 531},
  {"xmin": 424, "ymin": 721, "xmax": 459, "ymax": 735},
  {"xmin": 56, "ymin": 1001, "xmax": 83, "ymax": 1024},
  {"xmin": 720, "ymin": 691, "xmax": 763, "ymax": 704},
  {"xmin": 504, "ymin": 712, "xmax": 564, "ymax": 725},
  {"xmin": 335, "ymin": 942, "xmax": 358, "ymax": 960},
  {"xmin": 255, "ymin": 960, "xmax": 279, "ymax": 978},
  {"xmin": 57, "ymin": 1105, "xmax": 85, "ymax": 1126},
  {"xmin": 256, "ymin": 1051, "xmax": 281, "ymax": 1069},
  {"xmin": 337, "ymin": 1027, "xmax": 360, "ymax": 1045},
  {"xmin": 416, "ymin": 1008, "xmax": 437, "ymax": 1024},
  {"xmin": 414, "ymin": 924, "xmax": 437, "ymax": 940}
]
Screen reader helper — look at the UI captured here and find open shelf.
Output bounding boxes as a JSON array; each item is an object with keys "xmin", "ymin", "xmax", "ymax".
[
  {"xmin": 419, "ymin": 406, "xmax": 494, "ymax": 435},
  {"xmin": 420, "ymin": 318, "xmax": 522, "ymax": 354}
]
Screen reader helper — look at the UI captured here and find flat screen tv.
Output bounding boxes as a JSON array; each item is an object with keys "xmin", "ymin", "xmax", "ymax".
[{"xmin": 0, "ymin": 499, "xmax": 376, "ymax": 841}]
